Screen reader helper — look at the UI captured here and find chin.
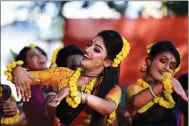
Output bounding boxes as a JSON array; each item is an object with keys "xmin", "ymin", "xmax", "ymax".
[{"xmin": 154, "ymin": 76, "xmax": 162, "ymax": 83}]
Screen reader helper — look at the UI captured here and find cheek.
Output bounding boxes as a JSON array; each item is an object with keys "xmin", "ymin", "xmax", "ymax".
[
  {"xmin": 27, "ymin": 58, "xmax": 39, "ymax": 68},
  {"xmin": 93, "ymin": 55, "xmax": 104, "ymax": 65},
  {"xmin": 154, "ymin": 59, "xmax": 163, "ymax": 69}
]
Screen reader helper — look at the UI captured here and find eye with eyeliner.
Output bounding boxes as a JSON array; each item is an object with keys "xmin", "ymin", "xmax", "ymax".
[
  {"xmin": 160, "ymin": 58, "xmax": 167, "ymax": 63},
  {"xmin": 170, "ymin": 63, "xmax": 176, "ymax": 70},
  {"xmin": 94, "ymin": 47, "xmax": 100, "ymax": 53}
]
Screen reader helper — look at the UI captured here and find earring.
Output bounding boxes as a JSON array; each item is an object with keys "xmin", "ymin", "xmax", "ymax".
[{"xmin": 140, "ymin": 65, "xmax": 147, "ymax": 72}]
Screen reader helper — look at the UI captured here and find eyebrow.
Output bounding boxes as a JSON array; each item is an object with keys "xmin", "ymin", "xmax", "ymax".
[{"xmin": 161, "ymin": 56, "xmax": 176, "ymax": 64}]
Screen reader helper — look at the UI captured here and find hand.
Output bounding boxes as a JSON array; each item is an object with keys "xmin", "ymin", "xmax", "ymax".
[
  {"xmin": 48, "ymin": 87, "xmax": 69, "ymax": 107},
  {"xmin": 2, "ymin": 101, "xmax": 17, "ymax": 117},
  {"xmin": 44, "ymin": 92, "xmax": 57, "ymax": 118},
  {"xmin": 171, "ymin": 77, "xmax": 188, "ymax": 102},
  {"xmin": 12, "ymin": 66, "xmax": 40, "ymax": 102}
]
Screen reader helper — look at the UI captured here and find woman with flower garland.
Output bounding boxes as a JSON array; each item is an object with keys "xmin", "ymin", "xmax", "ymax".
[
  {"xmin": 7, "ymin": 30, "xmax": 130, "ymax": 126},
  {"xmin": 12, "ymin": 44, "xmax": 57, "ymax": 126},
  {"xmin": 126, "ymin": 40, "xmax": 188, "ymax": 126}
]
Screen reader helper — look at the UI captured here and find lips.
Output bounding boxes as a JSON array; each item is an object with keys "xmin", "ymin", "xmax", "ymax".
[
  {"xmin": 39, "ymin": 61, "xmax": 46, "ymax": 65},
  {"xmin": 83, "ymin": 54, "xmax": 91, "ymax": 60},
  {"xmin": 159, "ymin": 70, "xmax": 165, "ymax": 75}
]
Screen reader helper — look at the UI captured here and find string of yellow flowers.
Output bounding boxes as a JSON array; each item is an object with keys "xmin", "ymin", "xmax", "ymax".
[
  {"xmin": 4, "ymin": 60, "xmax": 24, "ymax": 81},
  {"xmin": 66, "ymin": 67, "xmax": 82, "ymax": 108},
  {"xmin": 50, "ymin": 46, "xmax": 64, "ymax": 68},
  {"xmin": 0, "ymin": 109, "xmax": 20, "ymax": 124},
  {"xmin": 66, "ymin": 67, "xmax": 98, "ymax": 108},
  {"xmin": 4, "ymin": 43, "xmax": 35, "ymax": 81},
  {"xmin": 146, "ymin": 42, "xmax": 181, "ymax": 75},
  {"xmin": 112, "ymin": 37, "xmax": 130, "ymax": 67},
  {"xmin": 107, "ymin": 111, "xmax": 116, "ymax": 125},
  {"xmin": 137, "ymin": 72, "xmax": 175, "ymax": 113}
]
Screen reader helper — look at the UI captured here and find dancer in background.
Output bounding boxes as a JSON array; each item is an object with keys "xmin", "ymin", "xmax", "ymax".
[{"xmin": 126, "ymin": 41, "xmax": 188, "ymax": 126}]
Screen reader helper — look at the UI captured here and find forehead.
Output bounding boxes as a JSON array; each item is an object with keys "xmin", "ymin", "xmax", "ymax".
[
  {"xmin": 27, "ymin": 48, "xmax": 40, "ymax": 53},
  {"xmin": 156, "ymin": 52, "xmax": 177, "ymax": 62},
  {"xmin": 92, "ymin": 36, "xmax": 105, "ymax": 48}
]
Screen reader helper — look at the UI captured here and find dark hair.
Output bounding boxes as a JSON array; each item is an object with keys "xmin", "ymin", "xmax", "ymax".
[
  {"xmin": 55, "ymin": 45, "xmax": 84, "ymax": 67},
  {"xmin": 91, "ymin": 30, "xmax": 123, "ymax": 125},
  {"xmin": 148, "ymin": 40, "xmax": 181, "ymax": 68},
  {"xmin": 178, "ymin": 73, "xmax": 188, "ymax": 90},
  {"xmin": 15, "ymin": 46, "xmax": 47, "ymax": 67}
]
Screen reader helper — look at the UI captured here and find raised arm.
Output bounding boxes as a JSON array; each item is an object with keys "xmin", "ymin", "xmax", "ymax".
[
  {"xmin": 11, "ymin": 66, "xmax": 72, "ymax": 101},
  {"xmin": 126, "ymin": 83, "xmax": 163, "ymax": 110},
  {"xmin": 82, "ymin": 85, "xmax": 121, "ymax": 115}
]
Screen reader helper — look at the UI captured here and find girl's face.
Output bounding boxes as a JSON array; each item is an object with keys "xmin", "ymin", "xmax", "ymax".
[
  {"xmin": 148, "ymin": 52, "xmax": 177, "ymax": 82},
  {"xmin": 81, "ymin": 36, "xmax": 110, "ymax": 71},
  {"xmin": 26, "ymin": 48, "xmax": 47, "ymax": 70}
]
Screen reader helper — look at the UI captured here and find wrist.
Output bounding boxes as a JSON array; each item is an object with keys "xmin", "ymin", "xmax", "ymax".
[{"xmin": 81, "ymin": 92, "xmax": 88, "ymax": 104}]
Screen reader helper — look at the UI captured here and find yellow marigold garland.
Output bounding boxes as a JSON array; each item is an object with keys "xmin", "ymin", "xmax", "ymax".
[
  {"xmin": 4, "ymin": 60, "xmax": 24, "ymax": 81},
  {"xmin": 137, "ymin": 72, "xmax": 175, "ymax": 113},
  {"xmin": 107, "ymin": 111, "xmax": 116, "ymax": 126},
  {"xmin": 66, "ymin": 67, "xmax": 116, "ymax": 125},
  {"xmin": 172, "ymin": 48, "xmax": 182, "ymax": 76},
  {"xmin": 50, "ymin": 46, "xmax": 64, "ymax": 68},
  {"xmin": 66, "ymin": 67, "xmax": 82, "ymax": 108},
  {"xmin": 146, "ymin": 42, "xmax": 181, "ymax": 75},
  {"xmin": 0, "ymin": 109, "xmax": 20, "ymax": 124},
  {"xmin": 112, "ymin": 37, "xmax": 130, "ymax": 67},
  {"xmin": 66, "ymin": 67, "xmax": 98, "ymax": 108}
]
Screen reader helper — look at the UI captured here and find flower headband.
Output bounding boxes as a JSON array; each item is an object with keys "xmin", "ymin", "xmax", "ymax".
[
  {"xmin": 146, "ymin": 42, "xmax": 181, "ymax": 75},
  {"xmin": 112, "ymin": 37, "xmax": 130, "ymax": 67},
  {"xmin": 50, "ymin": 46, "xmax": 64, "ymax": 68},
  {"xmin": 29, "ymin": 43, "xmax": 35, "ymax": 49}
]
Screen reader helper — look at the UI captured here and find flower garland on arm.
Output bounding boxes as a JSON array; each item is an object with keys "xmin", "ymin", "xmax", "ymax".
[
  {"xmin": 51, "ymin": 37, "xmax": 130, "ymax": 125},
  {"xmin": 1, "ymin": 110, "xmax": 20, "ymax": 124},
  {"xmin": 137, "ymin": 72, "xmax": 175, "ymax": 113},
  {"xmin": 135, "ymin": 42, "xmax": 182, "ymax": 113},
  {"xmin": 2, "ymin": 43, "xmax": 34, "ymax": 124},
  {"xmin": 4, "ymin": 43, "xmax": 36, "ymax": 81}
]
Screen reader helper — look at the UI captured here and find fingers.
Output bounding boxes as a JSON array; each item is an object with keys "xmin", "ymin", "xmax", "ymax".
[
  {"xmin": 2, "ymin": 102, "xmax": 17, "ymax": 116},
  {"xmin": 23, "ymin": 81, "xmax": 30, "ymax": 102},
  {"xmin": 48, "ymin": 99, "xmax": 61, "ymax": 107},
  {"xmin": 15, "ymin": 86, "xmax": 21, "ymax": 98},
  {"xmin": 48, "ymin": 95, "xmax": 63, "ymax": 107}
]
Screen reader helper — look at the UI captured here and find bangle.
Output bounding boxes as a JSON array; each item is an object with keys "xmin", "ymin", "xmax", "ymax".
[
  {"xmin": 149, "ymin": 85, "xmax": 157, "ymax": 98},
  {"xmin": 81, "ymin": 92, "xmax": 88, "ymax": 104},
  {"xmin": 81, "ymin": 92, "xmax": 85, "ymax": 104},
  {"xmin": 85, "ymin": 93, "xmax": 88, "ymax": 104}
]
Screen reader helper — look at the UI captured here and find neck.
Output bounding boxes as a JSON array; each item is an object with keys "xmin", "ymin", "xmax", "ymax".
[
  {"xmin": 142, "ymin": 73, "xmax": 157, "ymax": 84},
  {"xmin": 82, "ymin": 66, "xmax": 104, "ymax": 77},
  {"xmin": 81, "ymin": 72, "xmax": 100, "ymax": 77}
]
